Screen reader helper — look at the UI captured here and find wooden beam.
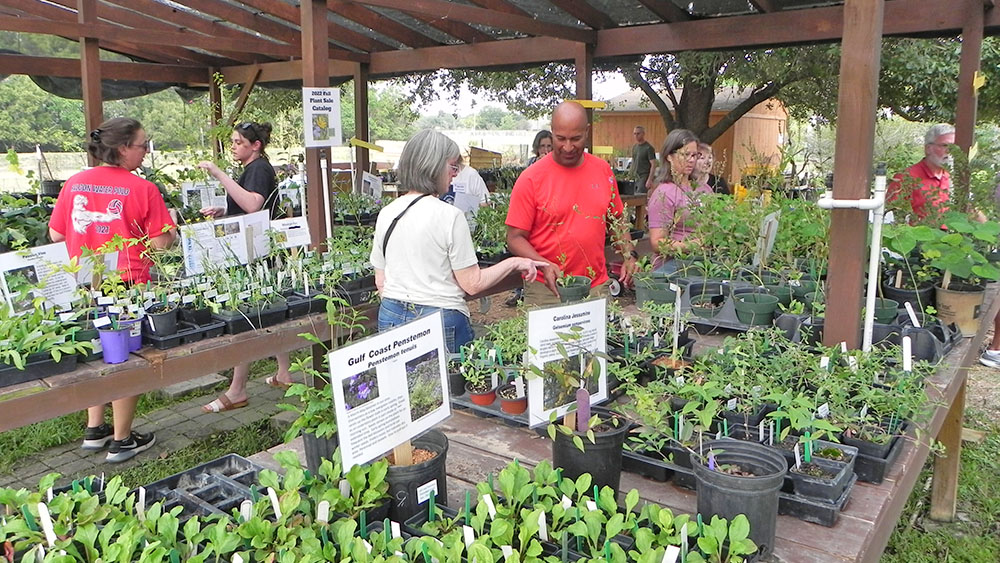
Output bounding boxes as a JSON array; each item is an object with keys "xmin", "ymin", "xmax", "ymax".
[
  {"xmin": 576, "ymin": 43, "xmax": 594, "ymax": 153},
  {"xmin": 636, "ymin": 0, "xmax": 691, "ymax": 22},
  {"xmin": 410, "ymin": 12, "xmax": 494, "ymax": 44},
  {"xmin": 930, "ymin": 378, "xmax": 965, "ymax": 520},
  {"xmin": 749, "ymin": 0, "xmax": 780, "ymax": 12},
  {"xmin": 0, "ymin": 14, "xmax": 300, "ymax": 57},
  {"xmin": 354, "ymin": 63, "xmax": 371, "ymax": 190},
  {"xmin": 225, "ymin": 68, "xmax": 262, "ymax": 128},
  {"xmin": 240, "ymin": 0, "xmax": 393, "ymax": 52},
  {"xmin": 824, "ymin": 0, "xmax": 884, "ymax": 348},
  {"xmin": 955, "ymin": 0, "xmax": 984, "ymax": 153},
  {"xmin": 303, "ymin": 0, "xmax": 330, "ymax": 250},
  {"xmin": 327, "ymin": 1, "xmax": 440, "ymax": 48},
  {"xmin": 345, "ymin": 0, "xmax": 597, "ymax": 43},
  {"xmin": 548, "ymin": 0, "xmax": 616, "ymax": 29},
  {"xmin": 220, "ymin": 59, "xmax": 356, "ymax": 84},
  {"xmin": 369, "ymin": 36, "xmax": 578, "ymax": 75},
  {"xmin": 466, "ymin": 0, "xmax": 531, "ymax": 17},
  {"xmin": 78, "ymin": 0, "xmax": 102, "ymax": 168},
  {"xmin": 0, "ymin": 53, "xmax": 206, "ymax": 83}
]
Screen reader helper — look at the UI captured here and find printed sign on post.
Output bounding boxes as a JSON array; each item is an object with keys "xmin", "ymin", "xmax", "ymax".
[
  {"xmin": 303, "ymin": 87, "xmax": 343, "ymax": 148},
  {"xmin": 525, "ymin": 298, "xmax": 608, "ymax": 427},
  {"xmin": 0, "ymin": 243, "xmax": 79, "ymax": 314},
  {"xmin": 330, "ymin": 312, "xmax": 451, "ymax": 470}
]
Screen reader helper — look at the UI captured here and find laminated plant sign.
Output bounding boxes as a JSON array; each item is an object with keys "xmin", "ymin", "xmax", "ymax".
[
  {"xmin": 268, "ymin": 217, "xmax": 312, "ymax": 249},
  {"xmin": 179, "ymin": 211, "xmax": 269, "ymax": 275},
  {"xmin": 753, "ymin": 211, "xmax": 781, "ymax": 267},
  {"xmin": 0, "ymin": 243, "xmax": 78, "ymax": 314},
  {"xmin": 526, "ymin": 298, "xmax": 608, "ymax": 427},
  {"xmin": 329, "ymin": 312, "xmax": 451, "ymax": 470},
  {"xmin": 180, "ymin": 181, "xmax": 227, "ymax": 210},
  {"xmin": 302, "ymin": 87, "xmax": 343, "ymax": 147},
  {"xmin": 361, "ymin": 171, "xmax": 382, "ymax": 197}
]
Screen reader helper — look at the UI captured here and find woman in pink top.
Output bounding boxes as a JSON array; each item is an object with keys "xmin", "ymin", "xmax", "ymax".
[{"xmin": 646, "ymin": 129, "xmax": 712, "ymax": 272}]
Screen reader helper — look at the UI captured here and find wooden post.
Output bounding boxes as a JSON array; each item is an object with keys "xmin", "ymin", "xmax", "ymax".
[
  {"xmin": 301, "ymin": 0, "xmax": 330, "ymax": 249},
  {"xmin": 208, "ymin": 68, "xmax": 224, "ymax": 159},
  {"xmin": 575, "ymin": 42, "xmax": 594, "ymax": 153},
  {"xmin": 78, "ymin": 0, "xmax": 102, "ymax": 167},
  {"xmin": 393, "ymin": 440, "xmax": 413, "ymax": 467},
  {"xmin": 930, "ymin": 377, "xmax": 965, "ymax": 521},
  {"xmin": 354, "ymin": 62, "xmax": 371, "ymax": 191},
  {"xmin": 953, "ymin": 0, "xmax": 984, "ymax": 212},
  {"xmin": 823, "ymin": 0, "xmax": 884, "ymax": 349}
]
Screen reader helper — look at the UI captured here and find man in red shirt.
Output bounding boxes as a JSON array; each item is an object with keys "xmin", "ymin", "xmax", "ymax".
[
  {"xmin": 506, "ymin": 101, "xmax": 638, "ymax": 306},
  {"xmin": 887, "ymin": 124, "xmax": 954, "ymax": 223}
]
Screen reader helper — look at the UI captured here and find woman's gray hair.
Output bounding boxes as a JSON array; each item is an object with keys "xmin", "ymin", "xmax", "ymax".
[
  {"xmin": 652, "ymin": 128, "xmax": 700, "ymax": 186},
  {"xmin": 398, "ymin": 129, "xmax": 460, "ymax": 195},
  {"xmin": 924, "ymin": 123, "xmax": 955, "ymax": 144}
]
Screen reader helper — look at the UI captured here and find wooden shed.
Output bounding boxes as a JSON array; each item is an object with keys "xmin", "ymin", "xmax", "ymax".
[{"xmin": 593, "ymin": 87, "xmax": 788, "ymax": 184}]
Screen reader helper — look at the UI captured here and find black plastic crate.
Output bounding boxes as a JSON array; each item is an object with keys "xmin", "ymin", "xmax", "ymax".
[
  {"xmin": 1, "ymin": 354, "xmax": 78, "ymax": 389},
  {"xmin": 778, "ymin": 474, "xmax": 857, "ymax": 527},
  {"xmin": 213, "ymin": 303, "xmax": 289, "ymax": 335},
  {"xmin": 286, "ymin": 292, "xmax": 325, "ymax": 318},
  {"xmin": 143, "ymin": 321, "xmax": 226, "ymax": 350},
  {"xmin": 141, "ymin": 454, "xmax": 264, "ymax": 519}
]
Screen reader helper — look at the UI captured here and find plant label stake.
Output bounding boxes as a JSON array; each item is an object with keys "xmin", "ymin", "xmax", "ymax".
[
  {"xmin": 904, "ymin": 302, "xmax": 920, "ymax": 327},
  {"xmin": 707, "ymin": 451, "xmax": 716, "ymax": 471},
  {"xmin": 36, "ymin": 503, "xmax": 55, "ymax": 548},
  {"xmin": 463, "ymin": 525, "xmax": 476, "ymax": 547},
  {"xmin": 267, "ymin": 487, "xmax": 282, "ymax": 519},
  {"xmin": 680, "ymin": 523, "xmax": 688, "ymax": 561},
  {"xmin": 390, "ymin": 520, "xmax": 401, "ymax": 539},
  {"xmin": 514, "ymin": 376, "xmax": 525, "ymax": 398},
  {"xmin": 895, "ymin": 269, "xmax": 903, "ymax": 288},
  {"xmin": 537, "ymin": 511, "xmax": 548, "ymax": 541},
  {"xmin": 576, "ymin": 388, "xmax": 591, "ymax": 434},
  {"xmin": 671, "ymin": 283, "xmax": 682, "ymax": 353},
  {"xmin": 339, "ymin": 479, "xmax": 352, "ymax": 498},
  {"xmin": 482, "ymin": 494, "xmax": 497, "ymax": 520},
  {"xmin": 232, "ymin": 555, "xmax": 243, "ymax": 563},
  {"xmin": 653, "ymin": 332, "xmax": 660, "ymax": 349},
  {"xmin": 758, "ymin": 420, "xmax": 766, "ymax": 443},
  {"xmin": 769, "ymin": 420, "xmax": 775, "ymax": 445},
  {"xmin": 561, "ymin": 495, "xmax": 573, "ymax": 509},
  {"xmin": 804, "ymin": 432, "xmax": 812, "ymax": 463},
  {"xmin": 817, "ymin": 403, "xmax": 829, "ymax": 419},
  {"xmin": 137, "ymin": 486, "xmax": 146, "ymax": 521},
  {"xmin": 902, "ymin": 336, "xmax": 913, "ymax": 372},
  {"xmin": 820, "ymin": 356, "xmax": 830, "ymax": 371},
  {"xmin": 794, "ymin": 443, "xmax": 802, "ymax": 469},
  {"xmin": 500, "ymin": 545, "xmax": 514, "ymax": 558},
  {"xmin": 393, "ymin": 440, "xmax": 413, "ymax": 467},
  {"xmin": 317, "ymin": 500, "xmax": 330, "ymax": 524},
  {"xmin": 663, "ymin": 545, "xmax": 681, "ymax": 563}
]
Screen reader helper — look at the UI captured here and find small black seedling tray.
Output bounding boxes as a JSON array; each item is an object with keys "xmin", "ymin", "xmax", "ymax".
[
  {"xmin": 338, "ymin": 287, "xmax": 377, "ymax": 307},
  {"xmin": 213, "ymin": 304, "xmax": 289, "ymax": 334},
  {"xmin": 622, "ymin": 447, "xmax": 675, "ymax": 482},
  {"xmin": 286, "ymin": 292, "xmax": 326, "ymax": 319},
  {"xmin": 143, "ymin": 321, "xmax": 225, "ymax": 350},
  {"xmin": 141, "ymin": 454, "xmax": 264, "ymax": 518},
  {"xmin": 853, "ymin": 432, "xmax": 905, "ymax": 484},
  {"xmin": 778, "ymin": 473, "xmax": 857, "ymax": 527},
  {"xmin": 0, "ymin": 354, "xmax": 78, "ymax": 389}
]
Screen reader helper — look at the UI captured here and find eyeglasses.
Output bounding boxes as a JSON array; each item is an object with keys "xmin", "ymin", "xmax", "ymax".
[
  {"xmin": 129, "ymin": 139, "xmax": 151, "ymax": 151},
  {"xmin": 674, "ymin": 150, "xmax": 701, "ymax": 161},
  {"xmin": 448, "ymin": 163, "xmax": 460, "ymax": 174}
]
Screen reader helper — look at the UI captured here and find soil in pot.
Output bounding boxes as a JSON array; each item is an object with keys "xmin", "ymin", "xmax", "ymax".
[
  {"xmin": 465, "ymin": 380, "xmax": 496, "ymax": 405},
  {"xmin": 497, "ymin": 383, "xmax": 527, "ymax": 415}
]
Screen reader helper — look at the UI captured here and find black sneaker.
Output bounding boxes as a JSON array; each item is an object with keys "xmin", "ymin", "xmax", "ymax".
[
  {"xmin": 504, "ymin": 288, "xmax": 524, "ymax": 308},
  {"xmin": 81, "ymin": 423, "xmax": 114, "ymax": 451},
  {"xmin": 105, "ymin": 431, "xmax": 156, "ymax": 463}
]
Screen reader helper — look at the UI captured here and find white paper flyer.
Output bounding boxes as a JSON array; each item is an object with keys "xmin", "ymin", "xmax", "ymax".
[{"xmin": 0, "ymin": 243, "xmax": 78, "ymax": 314}]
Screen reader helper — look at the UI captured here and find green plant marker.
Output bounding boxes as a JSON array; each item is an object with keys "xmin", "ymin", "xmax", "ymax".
[
  {"xmin": 20, "ymin": 504, "xmax": 38, "ymax": 531},
  {"xmin": 604, "ymin": 539, "xmax": 611, "ymax": 560},
  {"xmin": 321, "ymin": 527, "xmax": 329, "ymax": 546},
  {"xmin": 71, "ymin": 480, "xmax": 81, "ymax": 493},
  {"xmin": 465, "ymin": 491, "xmax": 471, "ymax": 525},
  {"xmin": 674, "ymin": 415, "xmax": 680, "ymax": 440},
  {"xmin": 169, "ymin": 549, "xmax": 179, "ymax": 563},
  {"xmin": 497, "ymin": 349, "xmax": 504, "ymax": 366},
  {"xmin": 383, "ymin": 518, "xmax": 390, "ymax": 554},
  {"xmin": 776, "ymin": 418, "xmax": 782, "ymax": 440},
  {"xmin": 304, "ymin": 469, "xmax": 312, "ymax": 481},
  {"xmin": 593, "ymin": 485, "xmax": 599, "ymax": 505},
  {"xmin": 532, "ymin": 486, "xmax": 538, "ymax": 506},
  {"xmin": 576, "ymin": 508, "xmax": 582, "ymax": 552},
  {"xmin": 723, "ymin": 419, "xmax": 729, "ymax": 437},
  {"xmin": 249, "ymin": 484, "xmax": 259, "ymax": 501},
  {"xmin": 361, "ymin": 510, "xmax": 367, "ymax": 539},
  {"xmin": 697, "ymin": 513, "xmax": 703, "ymax": 535},
  {"xmin": 429, "ymin": 490, "xmax": 436, "ymax": 522},
  {"xmin": 556, "ymin": 468, "xmax": 562, "ymax": 485},
  {"xmin": 488, "ymin": 472, "xmax": 494, "ymax": 492},
  {"xmin": 422, "ymin": 544, "xmax": 430, "ymax": 561},
  {"xmin": 562, "ymin": 533, "xmax": 568, "ymax": 563},
  {"xmin": 804, "ymin": 431, "xmax": 812, "ymax": 463}
]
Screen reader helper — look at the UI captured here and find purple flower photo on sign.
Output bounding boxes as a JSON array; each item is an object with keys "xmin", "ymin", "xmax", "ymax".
[{"xmin": 343, "ymin": 368, "xmax": 379, "ymax": 411}]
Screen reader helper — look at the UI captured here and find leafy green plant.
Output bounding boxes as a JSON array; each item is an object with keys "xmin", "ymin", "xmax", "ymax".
[{"xmin": 687, "ymin": 514, "xmax": 757, "ymax": 563}]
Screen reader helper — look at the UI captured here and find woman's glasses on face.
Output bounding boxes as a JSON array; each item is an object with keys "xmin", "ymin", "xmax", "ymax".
[
  {"xmin": 674, "ymin": 150, "xmax": 701, "ymax": 161},
  {"xmin": 129, "ymin": 139, "xmax": 151, "ymax": 151}
]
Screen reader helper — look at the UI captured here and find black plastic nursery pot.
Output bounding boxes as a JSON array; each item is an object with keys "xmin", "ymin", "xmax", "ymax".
[
  {"xmin": 303, "ymin": 431, "xmax": 339, "ymax": 475},
  {"xmin": 386, "ymin": 429, "xmax": 449, "ymax": 522},
  {"xmin": 551, "ymin": 411, "xmax": 631, "ymax": 494},
  {"xmin": 787, "ymin": 457, "xmax": 853, "ymax": 502},
  {"xmin": 693, "ymin": 438, "xmax": 787, "ymax": 559},
  {"xmin": 734, "ymin": 293, "xmax": 779, "ymax": 326},
  {"xmin": 880, "ymin": 278, "xmax": 935, "ymax": 312},
  {"xmin": 144, "ymin": 303, "xmax": 179, "ymax": 337},
  {"xmin": 179, "ymin": 306, "xmax": 212, "ymax": 326},
  {"xmin": 557, "ymin": 276, "xmax": 592, "ymax": 303}
]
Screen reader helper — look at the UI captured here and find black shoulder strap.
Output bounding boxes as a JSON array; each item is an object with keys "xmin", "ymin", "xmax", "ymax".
[{"xmin": 382, "ymin": 194, "xmax": 430, "ymax": 257}]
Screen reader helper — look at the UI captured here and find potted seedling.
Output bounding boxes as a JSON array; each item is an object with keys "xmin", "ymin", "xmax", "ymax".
[
  {"xmin": 460, "ymin": 347, "xmax": 500, "ymax": 406},
  {"xmin": 548, "ymin": 384, "xmax": 631, "ymax": 494}
]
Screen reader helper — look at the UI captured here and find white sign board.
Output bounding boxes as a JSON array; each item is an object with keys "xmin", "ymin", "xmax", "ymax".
[
  {"xmin": 361, "ymin": 171, "xmax": 382, "ymax": 198},
  {"xmin": 180, "ymin": 181, "xmax": 227, "ymax": 211},
  {"xmin": 753, "ymin": 211, "xmax": 781, "ymax": 267},
  {"xmin": 179, "ymin": 211, "xmax": 269, "ymax": 276},
  {"xmin": 330, "ymin": 312, "xmax": 451, "ymax": 470},
  {"xmin": 526, "ymin": 299, "xmax": 608, "ymax": 427},
  {"xmin": 268, "ymin": 217, "xmax": 312, "ymax": 249},
  {"xmin": 0, "ymin": 243, "xmax": 78, "ymax": 314},
  {"xmin": 303, "ymin": 87, "xmax": 343, "ymax": 148}
]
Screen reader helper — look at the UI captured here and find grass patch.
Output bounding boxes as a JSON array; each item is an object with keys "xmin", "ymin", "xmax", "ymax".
[
  {"xmin": 882, "ymin": 410, "xmax": 1000, "ymax": 562},
  {"xmin": 110, "ymin": 419, "xmax": 282, "ymax": 489}
]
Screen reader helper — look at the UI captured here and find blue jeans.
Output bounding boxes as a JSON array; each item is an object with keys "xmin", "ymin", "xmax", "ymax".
[{"xmin": 378, "ymin": 298, "xmax": 474, "ymax": 354}]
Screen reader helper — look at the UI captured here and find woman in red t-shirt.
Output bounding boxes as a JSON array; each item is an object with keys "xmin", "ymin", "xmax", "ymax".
[{"xmin": 49, "ymin": 117, "xmax": 176, "ymax": 463}]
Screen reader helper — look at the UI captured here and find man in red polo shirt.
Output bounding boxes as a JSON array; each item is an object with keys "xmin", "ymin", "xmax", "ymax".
[
  {"xmin": 887, "ymin": 124, "xmax": 954, "ymax": 223},
  {"xmin": 506, "ymin": 101, "xmax": 638, "ymax": 306}
]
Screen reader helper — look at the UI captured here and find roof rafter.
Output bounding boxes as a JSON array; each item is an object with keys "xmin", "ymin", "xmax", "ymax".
[
  {"xmin": 344, "ymin": 0, "xmax": 597, "ymax": 43},
  {"xmin": 636, "ymin": 0, "xmax": 691, "ymax": 22},
  {"xmin": 327, "ymin": 0, "xmax": 441, "ymax": 48},
  {"xmin": 465, "ymin": 0, "xmax": 530, "ymax": 17},
  {"xmin": 547, "ymin": 0, "xmax": 616, "ymax": 29},
  {"xmin": 238, "ymin": 0, "xmax": 393, "ymax": 52},
  {"xmin": 0, "ymin": 52, "xmax": 205, "ymax": 82}
]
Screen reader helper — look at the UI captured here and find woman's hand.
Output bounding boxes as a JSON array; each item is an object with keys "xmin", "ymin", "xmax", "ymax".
[
  {"xmin": 512, "ymin": 258, "xmax": 551, "ymax": 282},
  {"xmin": 200, "ymin": 206, "xmax": 226, "ymax": 217},
  {"xmin": 197, "ymin": 161, "xmax": 222, "ymax": 179}
]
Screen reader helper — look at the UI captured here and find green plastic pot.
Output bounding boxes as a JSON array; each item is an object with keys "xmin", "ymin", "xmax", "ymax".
[
  {"xmin": 556, "ymin": 275, "xmax": 591, "ymax": 303},
  {"xmin": 789, "ymin": 278, "xmax": 818, "ymax": 299},
  {"xmin": 690, "ymin": 294, "xmax": 721, "ymax": 318},
  {"xmin": 634, "ymin": 276, "xmax": 678, "ymax": 307},
  {"xmin": 873, "ymin": 297, "xmax": 899, "ymax": 324},
  {"xmin": 763, "ymin": 285, "xmax": 793, "ymax": 307},
  {"xmin": 734, "ymin": 293, "xmax": 779, "ymax": 326}
]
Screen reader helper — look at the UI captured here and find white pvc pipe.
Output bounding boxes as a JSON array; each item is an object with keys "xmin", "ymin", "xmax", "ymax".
[
  {"xmin": 817, "ymin": 191, "xmax": 885, "ymax": 210},
  {"xmin": 862, "ymin": 169, "xmax": 888, "ymax": 352},
  {"xmin": 320, "ymin": 155, "xmax": 332, "ymax": 244}
]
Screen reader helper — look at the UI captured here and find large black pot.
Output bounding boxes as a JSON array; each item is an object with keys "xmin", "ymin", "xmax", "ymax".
[
  {"xmin": 552, "ymin": 410, "xmax": 630, "ymax": 494},
  {"xmin": 302, "ymin": 431, "xmax": 339, "ymax": 475},
  {"xmin": 880, "ymin": 278, "xmax": 935, "ymax": 312},
  {"xmin": 693, "ymin": 438, "xmax": 787, "ymax": 559},
  {"xmin": 386, "ymin": 430, "xmax": 449, "ymax": 522}
]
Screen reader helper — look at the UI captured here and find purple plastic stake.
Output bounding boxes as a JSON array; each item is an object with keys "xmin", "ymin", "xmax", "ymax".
[
  {"xmin": 576, "ymin": 388, "xmax": 591, "ymax": 434},
  {"xmin": 707, "ymin": 451, "xmax": 716, "ymax": 471}
]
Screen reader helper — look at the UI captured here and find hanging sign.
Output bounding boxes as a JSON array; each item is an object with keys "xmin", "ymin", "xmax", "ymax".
[{"xmin": 302, "ymin": 87, "xmax": 343, "ymax": 148}]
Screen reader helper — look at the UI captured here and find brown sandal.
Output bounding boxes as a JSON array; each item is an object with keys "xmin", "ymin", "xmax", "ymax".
[{"xmin": 202, "ymin": 394, "xmax": 248, "ymax": 413}]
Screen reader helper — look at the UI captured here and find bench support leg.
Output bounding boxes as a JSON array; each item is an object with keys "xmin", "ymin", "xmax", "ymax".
[{"xmin": 929, "ymin": 378, "xmax": 965, "ymax": 521}]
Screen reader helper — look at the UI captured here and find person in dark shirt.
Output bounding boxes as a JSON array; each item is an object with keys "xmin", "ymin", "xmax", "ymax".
[{"xmin": 631, "ymin": 126, "xmax": 657, "ymax": 193}]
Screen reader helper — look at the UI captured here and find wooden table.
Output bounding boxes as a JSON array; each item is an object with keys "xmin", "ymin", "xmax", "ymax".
[
  {"xmin": 0, "ymin": 304, "xmax": 377, "ymax": 433},
  {"xmin": 621, "ymin": 193, "xmax": 648, "ymax": 231}
]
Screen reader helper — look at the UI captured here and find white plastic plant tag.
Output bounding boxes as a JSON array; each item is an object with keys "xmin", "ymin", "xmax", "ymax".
[
  {"xmin": 36, "ymin": 545, "xmax": 45, "ymax": 562},
  {"xmin": 267, "ymin": 487, "xmax": 282, "ymax": 519},
  {"xmin": 129, "ymin": 323, "xmax": 141, "ymax": 338},
  {"xmin": 789, "ymin": 279, "xmax": 800, "ymax": 287},
  {"xmin": 216, "ymin": 294, "xmax": 230, "ymax": 303},
  {"xmin": 232, "ymin": 555, "xmax": 244, "ymax": 563},
  {"xmin": 91, "ymin": 290, "xmax": 103, "ymax": 298},
  {"xmin": 820, "ymin": 356, "xmax": 830, "ymax": 370},
  {"xmin": 240, "ymin": 500, "xmax": 253, "ymax": 522},
  {"xmin": 137, "ymin": 487, "xmax": 146, "ymax": 521},
  {"xmin": 794, "ymin": 443, "xmax": 802, "ymax": 469},
  {"xmin": 653, "ymin": 332, "xmax": 660, "ymax": 348},
  {"xmin": 758, "ymin": 420, "xmax": 766, "ymax": 443},
  {"xmin": 198, "ymin": 283, "xmax": 211, "ymax": 291},
  {"xmin": 488, "ymin": 349, "xmax": 496, "ymax": 362},
  {"xmin": 586, "ymin": 500, "xmax": 598, "ymax": 512},
  {"xmin": 680, "ymin": 523, "xmax": 688, "ymax": 555},
  {"xmin": 182, "ymin": 295, "xmax": 195, "ymax": 305},
  {"xmin": 513, "ymin": 377, "xmax": 525, "ymax": 398},
  {"xmin": 537, "ymin": 511, "xmax": 548, "ymax": 541},
  {"xmin": 317, "ymin": 500, "xmax": 330, "ymax": 524},
  {"xmin": 58, "ymin": 312, "xmax": 74, "ymax": 322},
  {"xmin": 490, "ymin": 369, "xmax": 499, "ymax": 390},
  {"xmin": 840, "ymin": 342, "xmax": 848, "ymax": 353},
  {"xmin": 675, "ymin": 376, "xmax": 685, "ymax": 386},
  {"xmin": 904, "ymin": 302, "xmax": 920, "ymax": 327},
  {"xmin": 416, "ymin": 479, "xmax": 438, "ymax": 504},
  {"xmin": 663, "ymin": 545, "xmax": 681, "ymax": 563},
  {"xmin": 37, "ymin": 503, "xmax": 56, "ymax": 547},
  {"xmin": 463, "ymin": 525, "xmax": 476, "ymax": 547},
  {"xmin": 144, "ymin": 291, "xmax": 156, "ymax": 300},
  {"xmin": 902, "ymin": 336, "xmax": 913, "ymax": 372},
  {"xmin": 727, "ymin": 398, "xmax": 738, "ymax": 411},
  {"xmin": 715, "ymin": 430, "xmax": 722, "ymax": 440},
  {"xmin": 339, "ymin": 479, "xmax": 352, "ymax": 498},
  {"xmin": 304, "ymin": 273, "xmax": 311, "ymax": 295},
  {"xmin": 46, "ymin": 487, "xmax": 52, "ymax": 502},
  {"xmin": 847, "ymin": 356, "xmax": 858, "ymax": 373},
  {"xmin": 237, "ymin": 290, "xmax": 251, "ymax": 300},
  {"xmin": 204, "ymin": 289, "xmax": 218, "ymax": 299},
  {"xmin": 362, "ymin": 539, "xmax": 372, "ymax": 554},
  {"xmin": 860, "ymin": 404, "xmax": 869, "ymax": 418},
  {"xmin": 561, "ymin": 495, "xmax": 573, "ymax": 509},
  {"xmin": 390, "ymin": 521, "xmax": 401, "ymax": 539},
  {"xmin": 97, "ymin": 296, "xmax": 114, "ymax": 305},
  {"xmin": 108, "ymin": 306, "xmax": 123, "ymax": 315},
  {"xmin": 724, "ymin": 384, "xmax": 733, "ymax": 395},
  {"xmin": 500, "ymin": 546, "xmax": 514, "ymax": 558},
  {"xmin": 815, "ymin": 402, "xmax": 831, "ymax": 418},
  {"xmin": 669, "ymin": 283, "xmax": 680, "ymax": 292},
  {"xmin": 93, "ymin": 316, "xmax": 111, "ymax": 328},
  {"xmin": 262, "ymin": 286, "xmax": 273, "ymax": 295},
  {"xmin": 769, "ymin": 421, "xmax": 775, "ymax": 445},
  {"xmin": 483, "ymin": 494, "xmax": 497, "ymax": 519}
]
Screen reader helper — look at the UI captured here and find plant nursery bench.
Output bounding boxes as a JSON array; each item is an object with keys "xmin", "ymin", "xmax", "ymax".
[
  {"xmin": 0, "ymin": 303, "xmax": 378, "ymax": 433},
  {"xmin": 428, "ymin": 283, "xmax": 999, "ymax": 562}
]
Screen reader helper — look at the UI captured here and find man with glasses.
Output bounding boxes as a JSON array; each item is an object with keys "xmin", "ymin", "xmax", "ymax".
[
  {"xmin": 887, "ymin": 124, "xmax": 955, "ymax": 223},
  {"xmin": 630, "ymin": 126, "xmax": 657, "ymax": 194}
]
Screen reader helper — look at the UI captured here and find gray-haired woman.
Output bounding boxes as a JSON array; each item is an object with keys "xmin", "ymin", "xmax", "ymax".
[{"xmin": 370, "ymin": 129, "xmax": 554, "ymax": 352}]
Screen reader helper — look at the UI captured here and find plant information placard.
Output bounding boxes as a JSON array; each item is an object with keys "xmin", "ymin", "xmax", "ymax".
[
  {"xmin": 526, "ymin": 298, "xmax": 608, "ymax": 427},
  {"xmin": 268, "ymin": 217, "xmax": 311, "ymax": 249},
  {"xmin": 180, "ymin": 211, "xmax": 270, "ymax": 276},
  {"xmin": 0, "ymin": 243, "xmax": 78, "ymax": 314},
  {"xmin": 329, "ymin": 312, "xmax": 451, "ymax": 470},
  {"xmin": 180, "ymin": 181, "xmax": 227, "ymax": 211},
  {"xmin": 302, "ymin": 87, "xmax": 343, "ymax": 148}
]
